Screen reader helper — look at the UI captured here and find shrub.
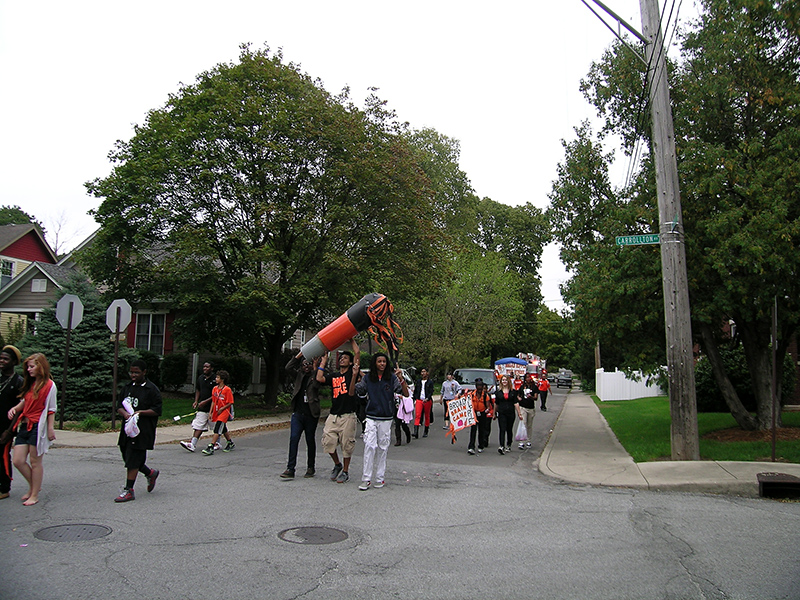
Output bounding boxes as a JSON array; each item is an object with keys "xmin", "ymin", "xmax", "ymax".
[
  {"xmin": 695, "ymin": 344, "xmax": 796, "ymax": 412},
  {"xmin": 161, "ymin": 353, "xmax": 190, "ymax": 391},
  {"xmin": 80, "ymin": 414, "xmax": 105, "ymax": 431}
]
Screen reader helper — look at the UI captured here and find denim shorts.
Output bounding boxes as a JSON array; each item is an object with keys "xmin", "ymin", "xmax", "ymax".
[{"xmin": 15, "ymin": 422, "xmax": 38, "ymax": 446}]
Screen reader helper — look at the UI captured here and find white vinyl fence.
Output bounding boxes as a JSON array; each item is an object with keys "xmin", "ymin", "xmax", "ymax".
[{"xmin": 595, "ymin": 368, "xmax": 665, "ymax": 401}]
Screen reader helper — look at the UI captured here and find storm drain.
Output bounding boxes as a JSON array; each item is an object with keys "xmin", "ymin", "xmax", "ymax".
[
  {"xmin": 278, "ymin": 526, "xmax": 348, "ymax": 545},
  {"xmin": 34, "ymin": 524, "xmax": 112, "ymax": 542}
]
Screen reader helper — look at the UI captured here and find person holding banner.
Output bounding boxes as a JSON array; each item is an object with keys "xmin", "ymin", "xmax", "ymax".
[
  {"xmin": 467, "ymin": 378, "xmax": 493, "ymax": 455},
  {"xmin": 439, "ymin": 372, "xmax": 461, "ymax": 430},
  {"xmin": 354, "ymin": 352, "xmax": 408, "ymax": 490}
]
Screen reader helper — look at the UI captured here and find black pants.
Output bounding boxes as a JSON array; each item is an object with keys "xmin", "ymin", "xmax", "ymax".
[
  {"xmin": 394, "ymin": 417, "xmax": 411, "ymax": 442},
  {"xmin": 497, "ymin": 411, "xmax": 515, "ymax": 448},
  {"xmin": 468, "ymin": 414, "xmax": 492, "ymax": 450},
  {"xmin": 539, "ymin": 390, "xmax": 548, "ymax": 409}
]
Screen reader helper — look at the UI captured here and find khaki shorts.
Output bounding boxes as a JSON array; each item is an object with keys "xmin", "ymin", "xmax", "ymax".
[
  {"xmin": 321, "ymin": 413, "xmax": 357, "ymax": 458},
  {"xmin": 190, "ymin": 411, "xmax": 210, "ymax": 432}
]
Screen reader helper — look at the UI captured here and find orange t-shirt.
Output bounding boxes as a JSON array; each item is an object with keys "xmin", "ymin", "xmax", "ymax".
[
  {"xmin": 21, "ymin": 379, "xmax": 55, "ymax": 430},
  {"xmin": 210, "ymin": 385, "xmax": 234, "ymax": 422}
]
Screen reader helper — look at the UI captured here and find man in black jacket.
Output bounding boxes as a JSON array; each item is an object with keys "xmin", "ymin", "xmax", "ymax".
[
  {"xmin": 281, "ymin": 352, "xmax": 322, "ymax": 479},
  {"xmin": 412, "ymin": 368, "xmax": 434, "ymax": 438}
]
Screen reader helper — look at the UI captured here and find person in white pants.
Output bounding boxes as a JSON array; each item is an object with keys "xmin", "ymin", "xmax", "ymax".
[{"xmin": 354, "ymin": 353, "xmax": 409, "ymax": 490}]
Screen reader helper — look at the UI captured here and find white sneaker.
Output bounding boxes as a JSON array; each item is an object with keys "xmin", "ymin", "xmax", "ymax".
[
  {"xmin": 518, "ymin": 443, "xmax": 525, "ymax": 449},
  {"xmin": 213, "ymin": 443, "xmax": 222, "ymax": 451},
  {"xmin": 374, "ymin": 480, "xmax": 385, "ymax": 488},
  {"xmin": 180, "ymin": 440, "xmax": 195, "ymax": 452},
  {"xmin": 358, "ymin": 481, "xmax": 371, "ymax": 491}
]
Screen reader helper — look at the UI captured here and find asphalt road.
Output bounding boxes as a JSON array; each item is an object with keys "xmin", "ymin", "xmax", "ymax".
[{"xmin": 2, "ymin": 387, "xmax": 799, "ymax": 600}]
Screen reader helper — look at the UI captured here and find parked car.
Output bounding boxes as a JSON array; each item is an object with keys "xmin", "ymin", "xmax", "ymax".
[
  {"xmin": 556, "ymin": 369, "xmax": 573, "ymax": 388},
  {"xmin": 453, "ymin": 368, "xmax": 498, "ymax": 394}
]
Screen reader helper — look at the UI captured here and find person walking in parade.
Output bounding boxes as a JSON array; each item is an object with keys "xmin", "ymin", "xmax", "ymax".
[
  {"xmin": 412, "ymin": 368, "xmax": 434, "ymax": 438},
  {"xmin": 517, "ymin": 377, "xmax": 538, "ymax": 449},
  {"xmin": 467, "ymin": 378, "xmax": 493, "ymax": 455},
  {"xmin": 0, "ymin": 345, "xmax": 23, "ymax": 500},
  {"xmin": 355, "ymin": 352, "xmax": 409, "ymax": 490},
  {"xmin": 180, "ymin": 361, "xmax": 215, "ymax": 452},
  {"xmin": 281, "ymin": 352, "xmax": 322, "ymax": 478},
  {"xmin": 538, "ymin": 374, "xmax": 551, "ymax": 411},
  {"xmin": 494, "ymin": 374, "xmax": 521, "ymax": 455},
  {"xmin": 202, "ymin": 370, "xmax": 235, "ymax": 455},
  {"xmin": 115, "ymin": 359, "xmax": 161, "ymax": 503},
  {"xmin": 439, "ymin": 372, "xmax": 461, "ymax": 430},
  {"xmin": 316, "ymin": 338, "xmax": 360, "ymax": 484}
]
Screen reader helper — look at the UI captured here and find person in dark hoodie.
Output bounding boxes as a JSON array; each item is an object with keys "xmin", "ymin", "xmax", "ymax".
[{"xmin": 354, "ymin": 352, "xmax": 408, "ymax": 491}]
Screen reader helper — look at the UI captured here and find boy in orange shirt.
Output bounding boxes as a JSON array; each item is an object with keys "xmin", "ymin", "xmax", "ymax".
[{"xmin": 202, "ymin": 370, "xmax": 235, "ymax": 455}]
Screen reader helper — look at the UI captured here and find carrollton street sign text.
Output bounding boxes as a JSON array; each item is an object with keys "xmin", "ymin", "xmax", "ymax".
[{"xmin": 616, "ymin": 234, "xmax": 661, "ymax": 246}]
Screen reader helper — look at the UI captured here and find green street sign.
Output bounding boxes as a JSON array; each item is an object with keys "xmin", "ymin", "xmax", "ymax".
[{"xmin": 616, "ymin": 234, "xmax": 660, "ymax": 246}]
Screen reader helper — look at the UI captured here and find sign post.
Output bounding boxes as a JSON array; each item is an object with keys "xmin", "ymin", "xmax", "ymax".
[
  {"xmin": 106, "ymin": 299, "xmax": 132, "ymax": 428},
  {"xmin": 55, "ymin": 294, "xmax": 84, "ymax": 429}
]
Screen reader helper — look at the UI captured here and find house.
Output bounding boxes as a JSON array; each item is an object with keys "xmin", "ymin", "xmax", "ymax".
[{"xmin": 0, "ymin": 224, "xmax": 60, "ymax": 340}]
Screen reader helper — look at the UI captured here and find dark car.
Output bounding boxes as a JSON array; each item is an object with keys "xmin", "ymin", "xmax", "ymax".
[
  {"xmin": 453, "ymin": 368, "xmax": 498, "ymax": 394},
  {"xmin": 556, "ymin": 369, "xmax": 573, "ymax": 388}
]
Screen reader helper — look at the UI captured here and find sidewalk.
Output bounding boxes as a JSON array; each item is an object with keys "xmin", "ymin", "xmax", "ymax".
[
  {"xmin": 51, "ymin": 413, "xmax": 293, "ymax": 449},
  {"xmin": 539, "ymin": 391, "xmax": 800, "ymax": 497}
]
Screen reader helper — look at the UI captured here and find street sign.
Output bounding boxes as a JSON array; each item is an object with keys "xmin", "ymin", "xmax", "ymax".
[
  {"xmin": 616, "ymin": 234, "xmax": 660, "ymax": 246},
  {"xmin": 106, "ymin": 299, "xmax": 132, "ymax": 332},
  {"xmin": 56, "ymin": 294, "xmax": 84, "ymax": 329}
]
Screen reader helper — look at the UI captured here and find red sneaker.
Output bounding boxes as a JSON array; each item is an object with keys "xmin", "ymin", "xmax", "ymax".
[
  {"xmin": 115, "ymin": 488, "xmax": 135, "ymax": 503},
  {"xmin": 146, "ymin": 468, "xmax": 159, "ymax": 493}
]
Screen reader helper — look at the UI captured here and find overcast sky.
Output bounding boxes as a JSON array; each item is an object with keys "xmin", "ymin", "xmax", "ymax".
[{"xmin": 0, "ymin": 0, "xmax": 697, "ymax": 311}]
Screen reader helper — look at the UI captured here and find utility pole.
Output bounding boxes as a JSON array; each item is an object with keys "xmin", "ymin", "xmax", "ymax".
[{"xmin": 639, "ymin": 0, "xmax": 699, "ymax": 459}]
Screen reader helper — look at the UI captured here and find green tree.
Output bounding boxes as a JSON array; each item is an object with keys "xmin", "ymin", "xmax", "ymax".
[
  {"xmin": 400, "ymin": 251, "xmax": 523, "ymax": 372},
  {"xmin": 550, "ymin": 0, "xmax": 800, "ymax": 428},
  {"xmin": 0, "ymin": 205, "xmax": 45, "ymax": 232},
  {"xmin": 18, "ymin": 277, "xmax": 138, "ymax": 420},
  {"xmin": 548, "ymin": 123, "xmax": 666, "ymax": 376},
  {"xmin": 82, "ymin": 45, "xmax": 439, "ymax": 404}
]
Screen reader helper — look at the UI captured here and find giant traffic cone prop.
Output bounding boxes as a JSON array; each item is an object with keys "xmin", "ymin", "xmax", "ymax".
[{"xmin": 300, "ymin": 293, "xmax": 402, "ymax": 360}]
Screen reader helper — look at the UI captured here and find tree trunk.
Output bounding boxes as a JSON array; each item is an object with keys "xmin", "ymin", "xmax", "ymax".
[
  {"xmin": 260, "ymin": 335, "xmax": 285, "ymax": 407},
  {"xmin": 738, "ymin": 319, "xmax": 782, "ymax": 430},
  {"xmin": 698, "ymin": 323, "xmax": 757, "ymax": 430}
]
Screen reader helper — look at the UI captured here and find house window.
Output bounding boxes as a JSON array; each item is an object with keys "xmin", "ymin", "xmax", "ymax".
[
  {"xmin": 135, "ymin": 313, "xmax": 166, "ymax": 354},
  {"xmin": 31, "ymin": 279, "xmax": 47, "ymax": 292},
  {"xmin": 0, "ymin": 260, "xmax": 13, "ymax": 288}
]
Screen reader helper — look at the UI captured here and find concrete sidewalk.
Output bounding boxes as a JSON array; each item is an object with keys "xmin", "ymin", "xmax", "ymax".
[
  {"xmin": 539, "ymin": 391, "xmax": 800, "ymax": 497},
  {"xmin": 51, "ymin": 413, "xmax": 292, "ymax": 449}
]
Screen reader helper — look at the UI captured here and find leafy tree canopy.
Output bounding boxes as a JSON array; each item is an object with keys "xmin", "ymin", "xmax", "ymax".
[
  {"xmin": 549, "ymin": 0, "xmax": 800, "ymax": 427},
  {"xmin": 82, "ymin": 45, "xmax": 443, "ymax": 403}
]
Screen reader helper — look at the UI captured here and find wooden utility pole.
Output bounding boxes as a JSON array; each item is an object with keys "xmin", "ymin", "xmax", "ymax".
[{"xmin": 639, "ymin": 0, "xmax": 699, "ymax": 459}]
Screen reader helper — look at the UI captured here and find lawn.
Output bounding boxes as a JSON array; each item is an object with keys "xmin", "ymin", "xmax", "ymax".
[{"xmin": 594, "ymin": 395, "xmax": 800, "ymax": 464}]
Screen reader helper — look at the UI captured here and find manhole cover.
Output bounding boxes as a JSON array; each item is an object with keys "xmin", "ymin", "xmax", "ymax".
[
  {"xmin": 34, "ymin": 524, "xmax": 112, "ymax": 542},
  {"xmin": 278, "ymin": 526, "xmax": 348, "ymax": 545}
]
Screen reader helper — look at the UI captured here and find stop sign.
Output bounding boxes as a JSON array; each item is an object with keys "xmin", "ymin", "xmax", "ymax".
[
  {"xmin": 106, "ymin": 299, "xmax": 132, "ymax": 332},
  {"xmin": 56, "ymin": 294, "xmax": 84, "ymax": 330}
]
